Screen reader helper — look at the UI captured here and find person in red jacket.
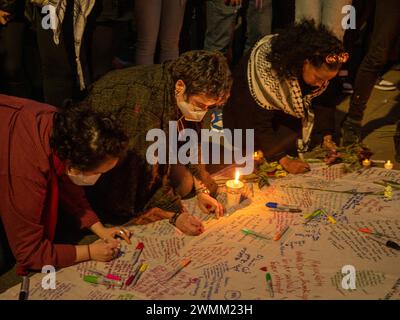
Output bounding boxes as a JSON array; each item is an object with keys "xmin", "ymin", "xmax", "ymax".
[{"xmin": 0, "ymin": 94, "xmax": 132, "ymax": 275}]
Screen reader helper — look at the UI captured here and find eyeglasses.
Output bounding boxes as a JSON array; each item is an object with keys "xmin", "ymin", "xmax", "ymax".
[{"xmin": 325, "ymin": 52, "xmax": 349, "ymax": 64}]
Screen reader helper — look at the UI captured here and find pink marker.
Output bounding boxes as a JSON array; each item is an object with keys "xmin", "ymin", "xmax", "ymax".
[{"xmin": 106, "ymin": 274, "xmax": 122, "ymax": 281}]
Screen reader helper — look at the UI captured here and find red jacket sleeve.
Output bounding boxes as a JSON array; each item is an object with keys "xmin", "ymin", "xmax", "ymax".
[
  {"xmin": 1, "ymin": 176, "xmax": 76, "ymax": 271},
  {"xmin": 58, "ymin": 174, "xmax": 100, "ymax": 229}
]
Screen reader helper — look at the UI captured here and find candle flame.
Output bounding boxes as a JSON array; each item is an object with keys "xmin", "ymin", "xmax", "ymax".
[{"xmin": 235, "ymin": 170, "xmax": 240, "ymax": 183}]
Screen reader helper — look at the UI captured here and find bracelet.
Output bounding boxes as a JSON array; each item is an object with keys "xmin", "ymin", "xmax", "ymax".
[
  {"xmin": 87, "ymin": 245, "xmax": 91, "ymax": 260},
  {"xmin": 195, "ymin": 181, "xmax": 210, "ymax": 195},
  {"xmin": 196, "ymin": 187, "xmax": 210, "ymax": 195},
  {"xmin": 169, "ymin": 211, "xmax": 183, "ymax": 226}
]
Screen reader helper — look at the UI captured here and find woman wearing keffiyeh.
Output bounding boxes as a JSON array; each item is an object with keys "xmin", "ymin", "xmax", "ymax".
[{"xmin": 223, "ymin": 20, "xmax": 348, "ymax": 174}]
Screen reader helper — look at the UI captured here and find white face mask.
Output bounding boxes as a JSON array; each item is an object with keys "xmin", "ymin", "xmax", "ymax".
[
  {"xmin": 177, "ymin": 100, "xmax": 208, "ymax": 122},
  {"xmin": 67, "ymin": 172, "xmax": 101, "ymax": 186}
]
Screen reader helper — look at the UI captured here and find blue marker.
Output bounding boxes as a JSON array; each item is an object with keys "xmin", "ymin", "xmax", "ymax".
[{"xmin": 266, "ymin": 202, "xmax": 302, "ymax": 213}]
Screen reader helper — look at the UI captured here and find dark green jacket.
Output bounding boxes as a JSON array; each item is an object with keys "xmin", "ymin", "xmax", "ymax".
[{"xmin": 84, "ymin": 63, "xmax": 217, "ymax": 219}]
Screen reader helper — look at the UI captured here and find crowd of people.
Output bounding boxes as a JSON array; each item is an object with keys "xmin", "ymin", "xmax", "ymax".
[{"xmin": 0, "ymin": 0, "xmax": 399, "ymax": 278}]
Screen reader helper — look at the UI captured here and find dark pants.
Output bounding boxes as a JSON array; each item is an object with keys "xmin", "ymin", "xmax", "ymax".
[
  {"xmin": 0, "ymin": 20, "xmax": 29, "ymax": 97},
  {"xmin": 347, "ymin": 0, "xmax": 400, "ymax": 122},
  {"xmin": 82, "ymin": 0, "xmax": 131, "ymax": 83},
  {"xmin": 35, "ymin": 4, "xmax": 77, "ymax": 108}
]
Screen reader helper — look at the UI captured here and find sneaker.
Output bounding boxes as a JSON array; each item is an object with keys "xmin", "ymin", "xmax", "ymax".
[
  {"xmin": 374, "ymin": 77, "xmax": 396, "ymax": 91},
  {"xmin": 342, "ymin": 81, "xmax": 354, "ymax": 94},
  {"xmin": 341, "ymin": 117, "xmax": 362, "ymax": 146}
]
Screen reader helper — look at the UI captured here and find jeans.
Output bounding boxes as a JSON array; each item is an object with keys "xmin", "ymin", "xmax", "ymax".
[
  {"xmin": 204, "ymin": 0, "xmax": 272, "ymax": 54},
  {"xmin": 295, "ymin": 0, "xmax": 352, "ymax": 40},
  {"xmin": 134, "ymin": 0, "xmax": 187, "ymax": 65},
  {"xmin": 347, "ymin": 0, "xmax": 400, "ymax": 122}
]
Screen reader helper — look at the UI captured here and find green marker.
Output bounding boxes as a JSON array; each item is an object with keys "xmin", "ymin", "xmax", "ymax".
[
  {"xmin": 83, "ymin": 275, "xmax": 122, "ymax": 287},
  {"xmin": 241, "ymin": 228, "xmax": 271, "ymax": 240},
  {"xmin": 265, "ymin": 273, "xmax": 274, "ymax": 298},
  {"xmin": 304, "ymin": 209, "xmax": 322, "ymax": 224}
]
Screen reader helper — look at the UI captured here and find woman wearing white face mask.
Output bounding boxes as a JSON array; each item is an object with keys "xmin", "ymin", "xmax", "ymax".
[
  {"xmin": 83, "ymin": 50, "xmax": 232, "ymax": 236},
  {"xmin": 0, "ymin": 95, "xmax": 132, "ymax": 275}
]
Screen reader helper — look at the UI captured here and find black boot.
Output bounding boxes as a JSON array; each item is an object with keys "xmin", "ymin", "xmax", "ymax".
[{"xmin": 341, "ymin": 116, "xmax": 362, "ymax": 146}]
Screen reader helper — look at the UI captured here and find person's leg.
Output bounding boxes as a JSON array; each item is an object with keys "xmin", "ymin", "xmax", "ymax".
[
  {"xmin": 35, "ymin": 5, "xmax": 75, "ymax": 107},
  {"xmin": 321, "ymin": 0, "xmax": 352, "ymax": 41},
  {"xmin": 343, "ymin": 0, "xmax": 400, "ymax": 145},
  {"xmin": 203, "ymin": 0, "xmax": 237, "ymax": 54},
  {"xmin": 89, "ymin": 22, "xmax": 115, "ymax": 81},
  {"xmin": 272, "ymin": 0, "xmax": 295, "ymax": 30},
  {"xmin": 134, "ymin": 0, "xmax": 162, "ymax": 65},
  {"xmin": 159, "ymin": 0, "xmax": 187, "ymax": 63},
  {"xmin": 244, "ymin": 0, "xmax": 272, "ymax": 52},
  {"xmin": 0, "ymin": 20, "xmax": 28, "ymax": 97},
  {"xmin": 295, "ymin": 0, "xmax": 321, "ymax": 24}
]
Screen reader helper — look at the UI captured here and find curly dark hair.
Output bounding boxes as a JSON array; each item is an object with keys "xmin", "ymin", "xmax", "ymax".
[
  {"xmin": 169, "ymin": 50, "xmax": 233, "ymax": 103},
  {"xmin": 266, "ymin": 19, "xmax": 345, "ymax": 79},
  {"xmin": 50, "ymin": 105, "xmax": 129, "ymax": 171}
]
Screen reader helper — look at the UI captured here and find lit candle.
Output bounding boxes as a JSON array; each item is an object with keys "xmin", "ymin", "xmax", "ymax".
[
  {"xmin": 234, "ymin": 170, "xmax": 240, "ymax": 186},
  {"xmin": 225, "ymin": 169, "xmax": 244, "ymax": 208},
  {"xmin": 384, "ymin": 160, "xmax": 393, "ymax": 170},
  {"xmin": 362, "ymin": 159, "xmax": 371, "ymax": 167},
  {"xmin": 253, "ymin": 150, "xmax": 263, "ymax": 162}
]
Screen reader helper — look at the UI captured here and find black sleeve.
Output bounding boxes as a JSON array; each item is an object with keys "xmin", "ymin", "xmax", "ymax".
[
  {"xmin": 252, "ymin": 105, "xmax": 294, "ymax": 162},
  {"xmin": 311, "ymin": 77, "xmax": 340, "ymax": 137},
  {"xmin": 312, "ymin": 104, "xmax": 335, "ymax": 137}
]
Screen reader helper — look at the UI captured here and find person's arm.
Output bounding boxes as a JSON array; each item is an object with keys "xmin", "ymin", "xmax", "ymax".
[
  {"xmin": 313, "ymin": 103, "xmax": 336, "ymax": 139},
  {"xmin": 58, "ymin": 175, "xmax": 132, "ymax": 243},
  {"xmin": 142, "ymin": 185, "xmax": 183, "ymax": 218},
  {"xmin": 1, "ymin": 177, "xmax": 77, "ymax": 271},
  {"xmin": 0, "ymin": 9, "xmax": 10, "ymax": 24},
  {"xmin": 58, "ymin": 174, "xmax": 100, "ymax": 230},
  {"xmin": 187, "ymin": 163, "xmax": 218, "ymax": 196},
  {"xmin": 252, "ymin": 105, "xmax": 292, "ymax": 162}
]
